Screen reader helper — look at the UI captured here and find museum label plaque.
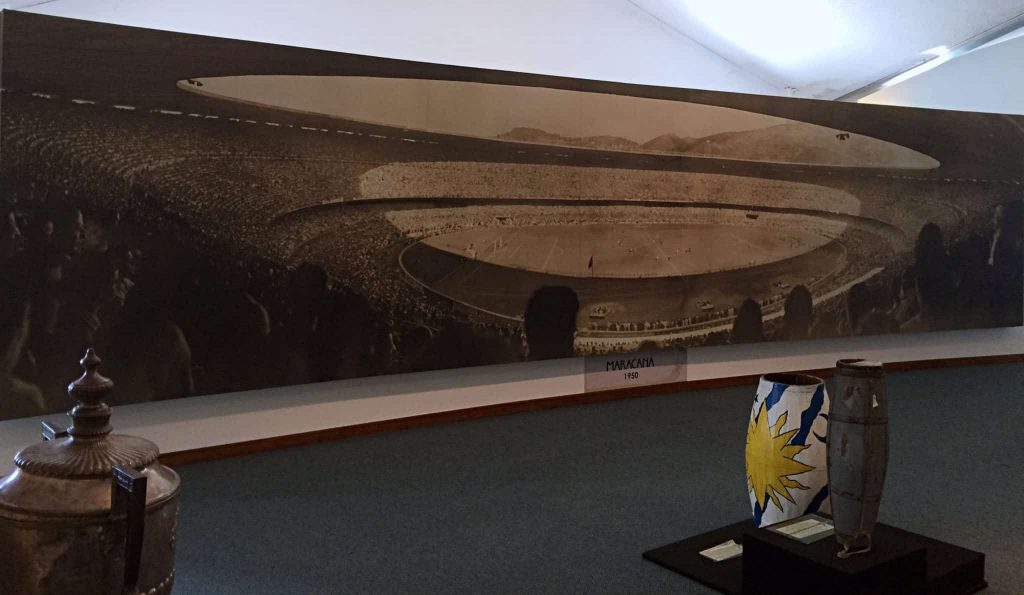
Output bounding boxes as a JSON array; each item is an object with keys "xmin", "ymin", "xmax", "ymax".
[{"xmin": 584, "ymin": 348, "xmax": 686, "ymax": 392}]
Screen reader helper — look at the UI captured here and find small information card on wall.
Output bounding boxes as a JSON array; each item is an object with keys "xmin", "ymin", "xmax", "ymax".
[{"xmin": 583, "ymin": 348, "xmax": 687, "ymax": 392}]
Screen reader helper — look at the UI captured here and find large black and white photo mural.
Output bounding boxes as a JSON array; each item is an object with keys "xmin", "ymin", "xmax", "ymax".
[{"xmin": 1, "ymin": 13, "xmax": 1021, "ymax": 419}]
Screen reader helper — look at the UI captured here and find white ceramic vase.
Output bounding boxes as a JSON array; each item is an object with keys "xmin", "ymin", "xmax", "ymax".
[{"xmin": 746, "ymin": 373, "xmax": 831, "ymax": 527}]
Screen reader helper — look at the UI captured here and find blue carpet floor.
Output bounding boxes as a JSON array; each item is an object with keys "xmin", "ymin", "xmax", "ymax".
[{"xmin": 172, "ymin": 362, "xmax": 1023, "ymax": 594}]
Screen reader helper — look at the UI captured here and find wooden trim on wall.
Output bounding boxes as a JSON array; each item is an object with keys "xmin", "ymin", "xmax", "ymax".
[{"xmin": 160, "ymin": 353, "xmax": 1023, "ymax": 467}]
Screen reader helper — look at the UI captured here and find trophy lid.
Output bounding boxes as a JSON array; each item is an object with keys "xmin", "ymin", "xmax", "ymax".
[
  {"xmin": 0, "ymin": 349, "xmax": 179, "ymax": 519},
  {"xmin": 13, "ymin": 349, "xmax": 159, "ymax": 478}
]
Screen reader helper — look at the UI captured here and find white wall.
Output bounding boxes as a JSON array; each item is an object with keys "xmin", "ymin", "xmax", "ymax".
[{"xmin": 1, "ymin": 3, "xmax": 1021, "ymax": 474}]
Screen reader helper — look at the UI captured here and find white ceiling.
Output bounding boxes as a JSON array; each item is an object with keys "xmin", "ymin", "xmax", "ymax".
[
  {"xmin": 628, "ymin": 0, "xmax": 1024, "ymax": 98},
  {"xmin": 4, "ymin": 0, "xmax": 1024, "ymax": 100}
]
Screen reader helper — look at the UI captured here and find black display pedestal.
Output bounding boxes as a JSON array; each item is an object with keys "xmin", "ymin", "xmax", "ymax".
[
  {"xmin": 643, "ymin": 520, "xmax": 985, "ymax": 595},
  {"xmin": 742, "ymin": 524, "xmax": 926, "ymax": 594}
]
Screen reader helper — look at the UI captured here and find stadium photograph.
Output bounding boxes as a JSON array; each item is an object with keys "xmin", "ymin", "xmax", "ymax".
[{"xmin": 0, "ymin": 12, "xmax": 1021, "ymax": 418}]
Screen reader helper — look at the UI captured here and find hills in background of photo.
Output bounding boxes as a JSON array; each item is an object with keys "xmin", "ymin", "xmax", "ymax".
[
  {"xmin": 182, "ymin": 73, "xmax": 939, "ymax": 169},
  {"xmin": 499, "ymin": 123, "xmax": 939, "ymax": 167}
]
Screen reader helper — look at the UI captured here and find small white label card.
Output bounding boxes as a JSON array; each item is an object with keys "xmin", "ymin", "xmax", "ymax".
[
  {"xmin": 767, "ymin": 515, "xmax": 835, "ymax": 544},
  {"xmin": 790, "ymin": 522, "xmax": 834, "ymax": 541},
  {"xmin": 775, "ymin": 518, "xmax": 820, "ymax": 536},
  {"xmin": 699, "ymin": 540, "xmax": 743, "ymax": 562},
  {"xmin": 583, "ymin": 347, "xmax": 686, "ymax": 392}
]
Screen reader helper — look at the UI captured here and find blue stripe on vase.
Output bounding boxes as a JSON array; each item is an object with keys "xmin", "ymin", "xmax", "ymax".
[
  {"xmin": 764, "ymin": 382, "xmax": 788, "ymax": 412},
  {"xmin": 753, "ymin": 499, "xmax": 764, "ymax": 527},
  {"xmin": 804, "ymin": 485, "xmax": 830, "ymax": 515},
  {"xmin": 791, "ymin": 384, "xmax": 825, "ymax": 446}
]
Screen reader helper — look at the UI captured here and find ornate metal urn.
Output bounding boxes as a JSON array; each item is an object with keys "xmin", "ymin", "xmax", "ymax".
[{"xmin": 0, "ymin": 349, "xmax": 179, "ymax": 594}]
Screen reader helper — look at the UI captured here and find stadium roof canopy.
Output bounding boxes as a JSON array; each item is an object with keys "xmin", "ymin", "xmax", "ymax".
[{"xmin": 4, "ymin": 0, "xmax": 1024, "ymax": 100}]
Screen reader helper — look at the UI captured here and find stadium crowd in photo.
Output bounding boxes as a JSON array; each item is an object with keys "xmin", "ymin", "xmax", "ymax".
[{"xmin": 0, "ymin": 12, "xmax": 1021, "ymax": 419}]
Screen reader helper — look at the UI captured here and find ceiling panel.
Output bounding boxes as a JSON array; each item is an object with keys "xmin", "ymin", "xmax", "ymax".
[{"xmin": 628, "ymin": 0, "xmax": 1024, "ymax": 97}]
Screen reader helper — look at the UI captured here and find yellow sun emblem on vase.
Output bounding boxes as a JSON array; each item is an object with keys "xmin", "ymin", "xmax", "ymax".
[{"xmin": 746, "ymin": 400, "xmax": 814, "ymax": 512}]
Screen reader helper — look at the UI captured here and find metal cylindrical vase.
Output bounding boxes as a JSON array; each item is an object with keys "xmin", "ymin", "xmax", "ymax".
[
  {"xmin": 827, "ymin": 359, "xmax": 888, "ymax": 558},
  {"xmin": 746, "ymin": 373, "xmax": 830, "ymax": 528}
]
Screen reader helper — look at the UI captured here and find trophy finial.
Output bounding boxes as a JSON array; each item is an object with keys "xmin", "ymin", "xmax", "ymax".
[
  {"xmin": 81, "ymin": 347, "xmax": 100, "ymax": 368},
  {"xmin": 67, "ymin": 348, "xmax": 114, "ymax": 438}
]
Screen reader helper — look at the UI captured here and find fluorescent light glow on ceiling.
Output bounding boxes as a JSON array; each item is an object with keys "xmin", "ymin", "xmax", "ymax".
[
  {"xmin": 882, "ymin": 46, "xmax": 953, "ymax": 87},
  {"xmin": 676, "ymin": 0, "xmax": 850, "ymax": 68},
  {"xmin": 921, "ymin": 45, "xmax": 951, "ymax": 57}
]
